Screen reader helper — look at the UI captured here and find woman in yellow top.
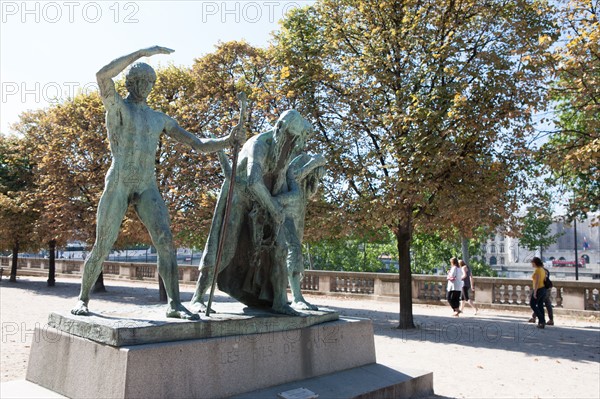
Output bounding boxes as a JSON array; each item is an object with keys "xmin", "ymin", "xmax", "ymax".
[{"xmin": 529, "ymin": 257, "xmax": 547, "ymax": 329}]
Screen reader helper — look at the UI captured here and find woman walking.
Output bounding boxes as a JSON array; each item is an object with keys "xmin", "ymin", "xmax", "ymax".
[
  {"xmin": 530, "ymin": 256, "xmax": 547, "ymax": 329},
  {"xmin": 459, "ymin": 259, "xmax": 478, "ymax": 314},
  {"xmin": 447, "ymin": 257, "xmax": 463, "ymax": 316}
]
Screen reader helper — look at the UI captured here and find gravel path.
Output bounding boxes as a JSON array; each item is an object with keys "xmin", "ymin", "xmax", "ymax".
[{"xmin": 1, "ymin": 276, "xmax": 599, "ymax": 398}]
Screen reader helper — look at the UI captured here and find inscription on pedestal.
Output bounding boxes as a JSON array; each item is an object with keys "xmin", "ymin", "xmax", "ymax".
[{"xmin": 278, "ymin": 387, "xmax": 319, "ymax": 399}]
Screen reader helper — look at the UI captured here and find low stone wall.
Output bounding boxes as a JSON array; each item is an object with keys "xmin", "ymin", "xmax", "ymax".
[
  {"xmin": 299, "ymin": 270, "xmax": 600, "ymax": 312},
  {"xmin": 0, "ymin": 256, "xmax": 201, "ymax": 283},
  {"xmin": 2, "ymin": 256, "xmax": 599, "ymax": 312}
]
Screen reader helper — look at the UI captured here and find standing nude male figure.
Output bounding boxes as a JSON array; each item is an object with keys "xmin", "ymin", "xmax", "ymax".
[{"xmin": 71, "ymin": 46, "xmax": 243, "ymax": 320}]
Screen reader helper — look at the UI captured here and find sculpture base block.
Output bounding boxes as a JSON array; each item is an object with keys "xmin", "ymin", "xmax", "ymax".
[
  {"xmin": 26, "ymin": 317, "xmax": 377, "ymax": 398},
  {"xmin": 47, "ymin": 303, "xmax": 339, "ymax": 346}
]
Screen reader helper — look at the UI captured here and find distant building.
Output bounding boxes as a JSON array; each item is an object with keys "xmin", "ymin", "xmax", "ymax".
[{"xmin": 482, "ymin": 215, "xmax": 599, "ymax": 268}]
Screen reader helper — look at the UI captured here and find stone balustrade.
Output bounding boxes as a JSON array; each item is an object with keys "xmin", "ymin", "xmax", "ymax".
[
  {"xmin": 0, "ymin": 257, "xmax": 200, "ymax": 282},
  {"xmin": 2, "ymin": 256, "xmax": 598, "ymax": 312}
]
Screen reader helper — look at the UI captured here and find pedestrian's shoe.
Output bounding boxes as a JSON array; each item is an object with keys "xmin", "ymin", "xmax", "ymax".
[
  {"xmin": 546, "ymin": 320, "xmax": 554, "ymax": 326},
  {"xmin": 528, "ymin": 317, "xmax": 536, "ymax": 323},
  {"xmin": 537, "ymin": 323, "xmax": 545, "ymax": 329}
]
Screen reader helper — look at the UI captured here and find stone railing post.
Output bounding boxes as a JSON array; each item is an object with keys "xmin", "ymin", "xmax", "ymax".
[
  {"xmin": 411, "ymin": 278, "xmax": 420, "ymax": 300},
  {"xmin": 473, "ymin": 278, "xmax": 494, "ymax": 306},
  {"xmin": 119, "ymin": 264, "xmax": 135, "ymax": 279},
  {"xmin": 57, "ymin": 261, "xmax": 68, "ymax": 273},
  {"xmin": 374, "ymin": 277, "xmax": 383, "ymax": 296},
  {"xmin": 181, "ymin": 266, "xmax": 193, "ymax": 282},
  {"xmin": 317, "ymin": 274, "xmax": 331, "ymax": 294},
  {"xmin": 561, "ymin": 286, "xmax": 585, "ymax": 310}
]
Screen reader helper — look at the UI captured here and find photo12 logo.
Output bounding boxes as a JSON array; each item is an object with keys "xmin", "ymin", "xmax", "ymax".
[
  {"xmin": 200, "ymin": 1, "xmax": 301, "ymax": 23},
  {"xmin": 400, "ymin": 321, "xmax": 539, "ymax": 345},
  {"xmin": 2, "ymin": 81, "xmax": 99, "ymax": 104},
  {"xmin": 2, "ymin": 322, "xmax": 75, "ymax": 344},
  {"xmin": 1, "ymin": 1, "xmax": 140, "ymax": 24}
]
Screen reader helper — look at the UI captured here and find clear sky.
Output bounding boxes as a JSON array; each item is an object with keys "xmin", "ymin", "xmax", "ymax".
[{"xmin": 0, "ymin": 0, "xmax": 313, "ymax": 134}]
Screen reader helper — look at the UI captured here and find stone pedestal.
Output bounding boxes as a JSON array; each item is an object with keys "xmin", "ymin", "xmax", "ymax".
[
  {"xmin": 26, "ymin": 305, "xmax": 368, "ymax": 398},
  {"xmin": 26, "ymin": 304, "xmax": 433, "ymax": 398}
]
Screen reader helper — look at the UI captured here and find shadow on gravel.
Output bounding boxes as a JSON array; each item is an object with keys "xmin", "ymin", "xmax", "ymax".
[
  {"xmin": 317, "ymin": 303, "xmax": 600, "ymax": 365},
  {"xmin": 0, "ymin": 277, "xmax": 237, "ymax": 306},
  {"xmin": 3, "ymin": 278, "xmax": 599, "ymax": 366}
]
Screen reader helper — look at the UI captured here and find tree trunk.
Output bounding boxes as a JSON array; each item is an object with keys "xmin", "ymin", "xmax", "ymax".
[
  {"xmin": 47, "ymin": 240, "xmax": 56, "ymax": 286},
  {"xmin": 92, "ymin": 272, "xmax": 106, "ymax": 293},
  {"xmin": 461, "ymin": 234, "xmax": 470, "ymax": 265},
  {"xmin": 394, "ymin": 214, "xmax": 415, "ymax": 329},
  {"xmin": 9, "ymin": 240, "xmax": 19, "ymax": 282},
  {"xmin": 159, "ymin": 276, "xmax": 167, "ymax": 302}
]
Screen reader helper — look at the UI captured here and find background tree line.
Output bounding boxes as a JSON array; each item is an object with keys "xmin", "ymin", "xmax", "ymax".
[{"xmin": 1, "ymin": 0, "xmax": 597, "ymax": 329}]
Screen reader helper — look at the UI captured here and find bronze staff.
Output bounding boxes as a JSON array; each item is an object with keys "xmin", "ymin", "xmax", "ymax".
[{"xmin": 206, "ymin": 92, "xmax": 247, "ymax": 316}]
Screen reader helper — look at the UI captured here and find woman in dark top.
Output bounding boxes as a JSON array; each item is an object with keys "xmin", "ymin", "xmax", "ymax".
[{"xmin": 459, "ymin": 260, "xmax": 478, "ymax": 315}]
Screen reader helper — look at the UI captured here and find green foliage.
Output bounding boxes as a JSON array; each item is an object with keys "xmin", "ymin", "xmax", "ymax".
[
  {"xmin": 304, "ymin": 229, "xmax": 497, "ymax": 276},
  {"xmin": 541, "ymin": 0, "xmax": 599, "ymax": 218},
  {"xmin": 411, "ymin": 231, "xmax": 496, "ymax": 276},
  {"xmin": 469, "ymin": 259, "xmax": 498, "ymax": 277},
  {"xmin": 518, "ymin": 206, "xmax": 561, "ymax": 253},
  {"xmin": 304, "ymin": 230, "xmax": 398, "ymax": 272},
  {"xmin": 411, "ymin": 233, "xmax": 458, "ymax": 274}
]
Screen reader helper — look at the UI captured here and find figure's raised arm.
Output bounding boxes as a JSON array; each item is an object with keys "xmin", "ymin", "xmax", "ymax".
[
  {"xmin": 163, "ymin": 117, "xmax": 240, "ymax": 153},
  {"xmin": 164, "ymin": 91, "xmax": 246, "ymax": 153},
  {"xmin": 96, "ymin": 46, "xmax": 174, "ymax": 102}
]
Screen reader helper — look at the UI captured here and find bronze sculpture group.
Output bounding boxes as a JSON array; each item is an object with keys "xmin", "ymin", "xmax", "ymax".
[{"xmin": 71, "ymin": 47, "xmax": 324, "ymax": 319}]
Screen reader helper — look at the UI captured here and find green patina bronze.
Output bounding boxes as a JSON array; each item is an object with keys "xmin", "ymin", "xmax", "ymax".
[
  {"xmin": 71, "ymin": 47, "xmax": 243, "ymax": 320},
  {"xmin": 280, "ymin": 152, "xmax": 326, "ymax": 309},
  {"xmin": 190, "ymin": 110, "xmax": 325, "ymax": 316}
]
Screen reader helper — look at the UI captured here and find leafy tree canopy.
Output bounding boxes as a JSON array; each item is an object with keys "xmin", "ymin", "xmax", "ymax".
[
  {"xmin": 272, "ymin": 0, "xmax": 558, "ymax": 327},
  {"xmin": 541, "ymin": 0, "xmax": 599, "ymax": 219}
]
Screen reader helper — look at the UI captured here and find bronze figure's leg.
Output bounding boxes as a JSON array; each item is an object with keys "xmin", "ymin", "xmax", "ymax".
[
  {"xmin": 135, "ymin": 187, "xmax": 199, "ymax": 320},
  {"xmin": 71, "ymin": 184, "xmax": 128, "ymax": 315}
]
